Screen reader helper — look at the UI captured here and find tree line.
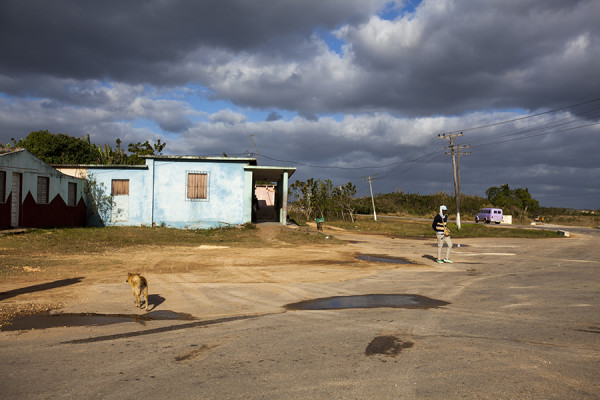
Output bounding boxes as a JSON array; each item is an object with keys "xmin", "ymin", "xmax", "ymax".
[
  {"xmin": 1, "ymin": 130, "xmax": 165, "ymax": 165},
  {"xmin": 289, "ymin": 179, "xmax": 543, "ymax": 222}
]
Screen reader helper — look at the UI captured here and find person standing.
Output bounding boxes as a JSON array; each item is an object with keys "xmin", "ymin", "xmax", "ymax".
[{"xmin": 432, "ymin": 205, "xmax": 453, "ymax": 263}]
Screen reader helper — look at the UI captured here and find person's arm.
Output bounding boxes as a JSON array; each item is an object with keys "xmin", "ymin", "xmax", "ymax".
[{"xmin": 432, "ymin": 215, "xmax": 441, "ymax": 231}]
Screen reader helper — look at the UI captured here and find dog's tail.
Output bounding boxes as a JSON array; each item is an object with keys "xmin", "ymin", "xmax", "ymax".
[{"xmin": 141, "ymin": 278, "xmax": 149, "ymax": 311}]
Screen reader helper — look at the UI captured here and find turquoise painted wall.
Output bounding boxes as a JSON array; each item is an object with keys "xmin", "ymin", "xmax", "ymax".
[
  {"xmin": 86, "ymin": 167, "xmax": 152, "ymax": 226},
  {"xmin": 88, "ymin": 158, "xmax": 251, "ymax": 229}
]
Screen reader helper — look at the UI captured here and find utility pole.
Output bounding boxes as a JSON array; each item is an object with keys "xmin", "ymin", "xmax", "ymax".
[
  {"xmin": 250, "ymin": 135, "xmax": 259, "ymax": 164},
  {"xmin": 438, "ymin": 132, "xmax": 470, "ymax": 230},
  {"xmin": 362, "ymin": 175, "xmax": 378, "ymax": 221}
]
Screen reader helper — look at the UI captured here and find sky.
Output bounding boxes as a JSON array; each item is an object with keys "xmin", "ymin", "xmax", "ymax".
[{"xmin": 1, "ymin": 0, "xmax": 599, "ymax": 209}]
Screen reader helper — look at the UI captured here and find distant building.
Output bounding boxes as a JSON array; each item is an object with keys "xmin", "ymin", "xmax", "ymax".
[
  {"xmin": 0, "ymin": 148, "xmax": 86, "ymax": 229},
  {"xmin": 56, "ymin": 155, "xmax": 295, "ymax": 229}
]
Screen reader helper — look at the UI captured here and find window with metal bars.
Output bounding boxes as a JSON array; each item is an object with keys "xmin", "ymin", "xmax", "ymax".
[
  {"xmin": 37, "ymin": 176, "xmax": 49, "ymax": 204},
  {"xmin": 187, "ymin": 172, "xmax": 208, "ymax": 200}
]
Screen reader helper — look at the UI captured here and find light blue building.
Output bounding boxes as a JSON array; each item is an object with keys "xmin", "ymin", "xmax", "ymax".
[{"xmin": 57, "ymin": 155, "xmax": 295, "ymax": 229}]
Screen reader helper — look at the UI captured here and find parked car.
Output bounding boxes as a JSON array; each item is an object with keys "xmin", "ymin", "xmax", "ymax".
[{"xmin": 475, "ymin": 208, "xmax": 503, "ymax": 224}]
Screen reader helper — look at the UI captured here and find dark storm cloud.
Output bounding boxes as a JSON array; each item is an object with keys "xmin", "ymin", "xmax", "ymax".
[
  {"xmin": 265, "ymin": 112, "xmax": 283, "ymax": 122},
  {"xmin": 0, "ymin": 0, "xmax": 384, "ymax": 86}
]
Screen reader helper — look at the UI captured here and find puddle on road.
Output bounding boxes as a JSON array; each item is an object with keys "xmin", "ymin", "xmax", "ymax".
[
  {"xmin": 357, "ymin": 254, "xmax": 413, "ymax": 264},
  {"xmin": 365, "ymin": 335, "xmax": 414, "ymax": 357},
  {"xmin": 285, "ymin": 294, "xmax": 450, "ymax": 311},
  {"xmin": 1, "ymin": 310, "xmax": 195, "ymax": 332}
]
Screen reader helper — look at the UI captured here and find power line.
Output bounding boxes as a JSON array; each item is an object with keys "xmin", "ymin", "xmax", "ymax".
[
  {"xmin": 256, "ymin": 97, "xmax": 600, "ymax": 173},
  {"xmin": 457, "ymin": 97, "xmax": 600, "ymax": 133}
]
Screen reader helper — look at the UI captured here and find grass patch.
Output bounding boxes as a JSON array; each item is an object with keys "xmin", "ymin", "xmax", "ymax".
[
  {"xmin": 0, "ymin": 225, "xmax": 265, "ymax": 256},
  {"xmin": 327, "ymin": 217, "xmax": 563, "ymax": 239}
]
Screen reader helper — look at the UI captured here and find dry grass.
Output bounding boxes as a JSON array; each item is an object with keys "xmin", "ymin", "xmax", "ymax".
[{"xmin": 328, "ymin": 216, "xmax": 563, "ymax": 239}]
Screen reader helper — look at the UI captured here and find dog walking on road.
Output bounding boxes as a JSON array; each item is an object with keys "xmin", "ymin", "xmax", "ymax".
[{"xmin": 126, "ymin": 273, "xmax": 149, "ymax": 311}]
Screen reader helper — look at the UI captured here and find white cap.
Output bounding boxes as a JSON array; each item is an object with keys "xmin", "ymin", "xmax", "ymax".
[{"xmin": 441, "ymin": 205, "xmax": 447, "ymax": 210}]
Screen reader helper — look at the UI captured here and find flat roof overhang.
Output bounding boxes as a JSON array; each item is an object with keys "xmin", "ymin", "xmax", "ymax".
[{"xmin": 245, "ymin": 165, "xmax": 296, "ymax": 182}]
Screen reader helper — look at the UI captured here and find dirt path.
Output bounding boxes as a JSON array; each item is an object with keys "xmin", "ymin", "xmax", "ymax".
[
  {"xmin": 0, "ymin": 224, "xmax": 447, "ymax": 326},
  {"xmin": 2, "ymin": 223, "xmax": 583, "ymax": 328}
]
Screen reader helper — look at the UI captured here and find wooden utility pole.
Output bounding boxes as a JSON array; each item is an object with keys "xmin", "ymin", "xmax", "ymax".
[
  {"xmin": 362, "ymin": 175, "xmax": 378, "ymax": 221},
  {"xmin": 438, "ymin": 132, "xmax": 470, "ymax": 229}
]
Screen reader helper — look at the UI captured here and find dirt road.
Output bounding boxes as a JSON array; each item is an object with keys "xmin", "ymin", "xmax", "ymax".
[
  {"xmin": 1, "ymin": 224, "xmax": 446, "ymax": 323},
  {"xmin": 1, "ymin": 224, "xmax": 599, "ymax": 399}
]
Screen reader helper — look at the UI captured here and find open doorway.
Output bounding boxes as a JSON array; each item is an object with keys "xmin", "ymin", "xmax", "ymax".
[
  {"xmin": 245, "ymin": 165, "xmax": 295, "ymax": 225},
  {"xmin": 254, "ymin": 184, "xmax": 278, "ymax": 222}
]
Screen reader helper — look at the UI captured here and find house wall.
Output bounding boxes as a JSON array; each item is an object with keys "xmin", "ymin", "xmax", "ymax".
[
  {"xmin": 85, "ymin": 166, "xmax": 152, "ymax": 227},
  {"xmin": 0, "ymin": 150, "xmax": 86, "ymax": 229},
  {"xmin": 87, "ymin": 158, "xmax": 251, "ymax": 229},
  {"xmin": 152, "ymin": 159, "xmax": 248, "ymax": 229}
]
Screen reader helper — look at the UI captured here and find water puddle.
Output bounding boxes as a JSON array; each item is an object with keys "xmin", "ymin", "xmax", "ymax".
[
  {"xmin": 1, "ymin": 310, "xmax": 195, "ymax": 332},
  {"xmin": 285, "ymin": 294, "xmax": 449, "ymax": 310},
  {"xmin": 357, "ymin": 254, "xmax": 413, "ymax": 264}
]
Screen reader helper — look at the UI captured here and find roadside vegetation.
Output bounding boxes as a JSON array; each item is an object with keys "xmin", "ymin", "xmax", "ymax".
[
  {"xmin": 327, "ymin": 216, "xmax": 562, "ymax": 239},
  {"xmin": 0, "ymin": 224, "xmax": 335, "ymax": 255},
  {"xmin": 289, "ymin": 179, "xmax": 599, "ymax": 228}
]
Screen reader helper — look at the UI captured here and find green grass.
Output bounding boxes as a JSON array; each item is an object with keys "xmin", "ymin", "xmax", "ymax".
[
  {"xmin": 0, "ymin": 225, "xmax": 264, "ymax": 256},
  {"xmin": 0, "ymin": 223, "xmax": 339, "ymax": 259},
  {"xmin": 327, "ymin": 217, "xmax": 563, "ymax": 239}
]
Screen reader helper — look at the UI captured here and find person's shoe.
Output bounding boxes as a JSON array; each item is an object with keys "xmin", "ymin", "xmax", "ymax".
[
  {"xmin": 443, "ymin": 259, "xmax": 453, "ymax": 263},
  {"xmin": 437, "ymin": 259, "xmax": 444, "ymax": 263}
]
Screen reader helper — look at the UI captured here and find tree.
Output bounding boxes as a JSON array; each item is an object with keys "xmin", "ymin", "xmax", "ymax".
[
  {"xmin": 2, "ymin": 130, "xmax": 98, "ymax": 164},
  {"xmin": 486, "ymin": 184, "xmax": 539, "ymax": 213},
  {"xmin": 2, "ymin": 131, "xmax": 166, "ymax": 165},
  {"xmin": 95, "ymin": 139, "xmax": 128, "ymax": 165},
  {"xmin": 289, "ymin": 178, "xmax": 357, "ymax": 222},
  {"xmin": 126, "ymin": 139, "xmax": 166, "ymax": 165},
  {"xmin": 514, "ymin": 187, "xmax": 539, "ymax": 211},
  {"xmin": 289, "ymin": 178, "xmax": 319, "ymax": 220},
  {"xmin": 332, "ymin": 182, "xmax": 357, "ymax": 222},
  {"xmin": 84, "ymin": 174, "xmax": 114, "ymax": 226}
]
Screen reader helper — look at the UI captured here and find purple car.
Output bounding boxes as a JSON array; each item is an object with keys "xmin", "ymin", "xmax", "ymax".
[{"xmin": 475, "ymin": 208, "xmax": 503, "ymax": 224}]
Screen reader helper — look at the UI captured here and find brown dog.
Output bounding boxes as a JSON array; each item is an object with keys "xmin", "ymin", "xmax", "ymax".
[{"xmin": 126, "ymin": 273, "xmax": 149, "ymax": 311}]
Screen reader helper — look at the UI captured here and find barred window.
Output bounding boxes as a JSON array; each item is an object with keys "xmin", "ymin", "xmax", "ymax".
[
  {"xmin": 0, "ymin": 171, "xmax": 5, "ymax": 203},
  {"xmin": 111, "ymin": 179, "xmax": 129, "ymax": 195},
  {"xmin": 68, "ymin": 182, "xmax": 77, "ymax": 207},
  {"xmin": 37, "ymin": 176, "xmax": 49, "ymax": 204},
  {"xmin": 187, "ymin": 172, "xmax": 208, "ymax": 200}
]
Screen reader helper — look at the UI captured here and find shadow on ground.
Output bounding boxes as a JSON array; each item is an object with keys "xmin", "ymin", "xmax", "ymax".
[{"xmin": 0, "ymin": 277, "xmax": 84, "ymax": 300}]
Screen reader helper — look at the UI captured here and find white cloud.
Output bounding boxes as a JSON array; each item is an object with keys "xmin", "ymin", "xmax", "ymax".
[{"xmin": 208, "ymin": 109, "xmax": 247, "ymax": 124}]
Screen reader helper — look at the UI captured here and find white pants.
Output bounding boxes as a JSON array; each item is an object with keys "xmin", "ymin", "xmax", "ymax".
[{"xmin": 436, "ymin": 232, "xmax": 452, "ymax": 260}]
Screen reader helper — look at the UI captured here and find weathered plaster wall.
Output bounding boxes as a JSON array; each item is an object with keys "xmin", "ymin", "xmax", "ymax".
[
  {"xmin": 87, "ymin": 159, "xmax": 251, "ymax": 229},
  {"xmin": 152, "ymin": 159, "xmax": 247, "ymax": 229},
  {"xmin": 86, "ymin": 167, "xmax": 152, "ymax": 227}
]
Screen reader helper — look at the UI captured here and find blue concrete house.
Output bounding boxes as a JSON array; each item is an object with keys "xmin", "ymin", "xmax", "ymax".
[{"xmin": 57, "ymin": 155, "xmax": 295, "ymax": 229}]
